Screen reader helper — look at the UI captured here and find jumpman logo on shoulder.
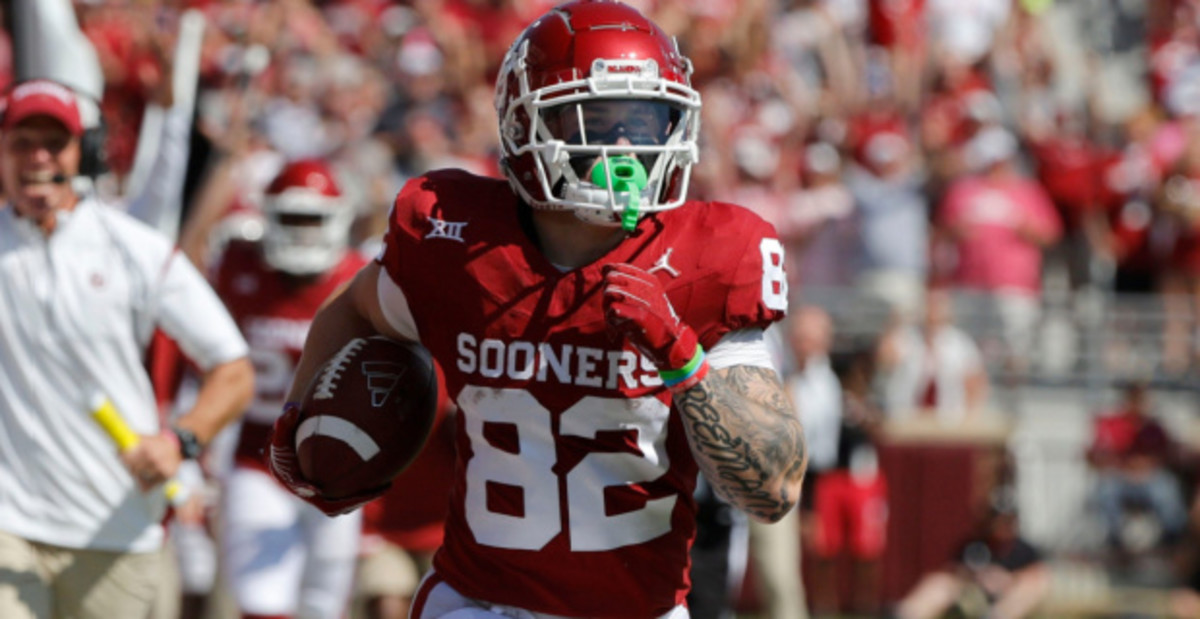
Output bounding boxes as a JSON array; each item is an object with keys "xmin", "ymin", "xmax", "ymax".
[{"xmin": 648, "ymin": 247, "xmax": 680, "ymax": 278}]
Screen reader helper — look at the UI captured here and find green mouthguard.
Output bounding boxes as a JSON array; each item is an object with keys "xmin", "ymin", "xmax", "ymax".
[{"xmin": 591, "ymin": 156, "xmax": 648, "ymax": 232}]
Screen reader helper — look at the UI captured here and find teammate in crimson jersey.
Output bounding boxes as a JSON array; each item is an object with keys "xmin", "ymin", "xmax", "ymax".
[
  {"xmin": 215, "ymin": 159, "xmax": 368, "ymax": 619},
  {"xmin": 267, "ymin": 2, "xmax": 809, "ymax": 617}
]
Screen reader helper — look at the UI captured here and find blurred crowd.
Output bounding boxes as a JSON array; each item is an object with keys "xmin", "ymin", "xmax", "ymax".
[{"xmin": 18, "ymin": 0, "xmax": 1200, "ymax": 385}]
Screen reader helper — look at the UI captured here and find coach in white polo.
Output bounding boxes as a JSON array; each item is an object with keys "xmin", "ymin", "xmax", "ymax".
[{"xmin": 0, "ymin": 79, "xmax": 255, "ymax": 619}]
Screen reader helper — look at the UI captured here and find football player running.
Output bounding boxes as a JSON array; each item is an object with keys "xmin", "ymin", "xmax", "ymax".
[
  {"xmin": 268, "ymin": 2, "xmax": 808, "ymax": 617},
  {"xmin": 213, "ymin": 159, "xmax": 367, "ymax": 619}
]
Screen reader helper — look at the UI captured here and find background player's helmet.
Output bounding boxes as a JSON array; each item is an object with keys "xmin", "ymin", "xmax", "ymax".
[
  {"xmin": 261, "ymin": 159, "xmax": 354, "ymax": 276},
  {"xmin": 495, "ymin": 0, "xmax": 702, "ymax": 226}
]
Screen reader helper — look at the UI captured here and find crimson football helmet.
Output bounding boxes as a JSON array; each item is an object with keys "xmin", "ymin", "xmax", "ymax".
[
  {"xmin": 495, "ymin": 0, "xmax": 702, "ymax": 227},
  {"xmin": 261, "ymin": 159, "xmax": 354, "ymax": 276}
]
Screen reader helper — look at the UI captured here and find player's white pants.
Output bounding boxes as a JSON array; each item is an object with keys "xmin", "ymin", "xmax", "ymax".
[
  {"xmin": 411, "ymin": 568, "xmax": 690, "ymax": 619},
  {"xmin": 170, "ymin": 518, "xmax": 218, "ymax": 594},
  {"xmin": 221, "ymin": 467, "xmax": 361, "ymax": 619}
]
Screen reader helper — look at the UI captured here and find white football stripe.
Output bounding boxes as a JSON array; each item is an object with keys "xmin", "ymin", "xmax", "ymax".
[{"xmin": 295, "ymin": 416, "xmax": 380, "ymax": 461}]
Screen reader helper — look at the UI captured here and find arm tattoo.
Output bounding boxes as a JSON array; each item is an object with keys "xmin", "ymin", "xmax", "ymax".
[{"xmin": 675, "ymin": 365, "xmax": 806, "ymax": 522}]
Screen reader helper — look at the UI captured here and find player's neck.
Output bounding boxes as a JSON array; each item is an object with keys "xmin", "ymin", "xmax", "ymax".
[{"xmin": 529, "ymin": 208, "xmax": 626, "ymax": 269}]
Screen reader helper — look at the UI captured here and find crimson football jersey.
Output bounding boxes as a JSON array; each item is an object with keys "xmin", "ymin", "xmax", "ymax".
[
  {"xmin": 214, "ymin": 241, "xmax": 367, "ymax": 471},
  {"xmin": 377, "ymin": 170, "xmax": 788, "ymax": 617}
]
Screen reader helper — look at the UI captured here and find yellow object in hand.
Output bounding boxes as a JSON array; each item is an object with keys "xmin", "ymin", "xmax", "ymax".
[{"xmin": 88, "ymin": 393, "xmax": 184, "ymax": 503}]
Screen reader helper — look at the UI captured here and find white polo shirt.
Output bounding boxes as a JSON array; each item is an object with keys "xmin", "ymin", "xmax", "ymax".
[{"xmin": 0, "ymin": 198, "xmax": 249, "ymax": 553}]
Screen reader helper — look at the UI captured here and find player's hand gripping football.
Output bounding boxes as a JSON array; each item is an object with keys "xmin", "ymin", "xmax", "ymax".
[
  {"xmin": 602, "ymin": 263, "xmax": 708, "ymax": 392},
  {"xmin": 266, "ymin": 402, "xmax": 389, "ymax": 516}
]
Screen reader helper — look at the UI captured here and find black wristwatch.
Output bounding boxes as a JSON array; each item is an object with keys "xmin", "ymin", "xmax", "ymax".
[{"xmin": 172, "ymin": 426, "xmax": 203, "ymax": 460}]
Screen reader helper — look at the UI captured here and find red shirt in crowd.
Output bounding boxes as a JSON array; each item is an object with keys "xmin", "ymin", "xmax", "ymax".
[
  {"xmin": 868, "ymin": 0, "xmax": 926, "ymax": 50},
  {"xmin": 1090, "ymin": 406, "xmax": 1174, "ymax": 473},
  {"xmin": 1028, "ymin": 136, "xmax": 1110, "ymax": 231}
]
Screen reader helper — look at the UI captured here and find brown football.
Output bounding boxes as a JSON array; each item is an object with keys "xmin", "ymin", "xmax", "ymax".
[{"xmin": 295, "ymin": 336, "xmax": 438, "ymax": 499}]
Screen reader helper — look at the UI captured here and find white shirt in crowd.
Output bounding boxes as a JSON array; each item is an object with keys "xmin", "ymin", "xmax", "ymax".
[
  {"xmin": 883, "ymin": 324, "xmax": 984, "ymax": 424},
  {"xmin": 786, "ymin": 354, "xmax": 843, "ymax": 473},
  {"xmin": 0, "ymin": 197, "xmax": 248, "ymax": 553}
]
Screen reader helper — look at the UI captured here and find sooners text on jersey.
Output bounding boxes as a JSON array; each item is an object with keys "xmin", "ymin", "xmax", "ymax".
[{"xmin": 378, "ymin": 170, "xmax": 787, "ymax": 617}]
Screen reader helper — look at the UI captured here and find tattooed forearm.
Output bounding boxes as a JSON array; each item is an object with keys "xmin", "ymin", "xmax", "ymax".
[{"xmin": 675, "ymin": 365, "xmax": 807, "ymax": 522}]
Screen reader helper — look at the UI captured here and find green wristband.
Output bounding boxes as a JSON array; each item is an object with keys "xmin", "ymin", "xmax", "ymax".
[{"xmin": 660, "ymin": 344, "xmax": 706, "ymax": 386}]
